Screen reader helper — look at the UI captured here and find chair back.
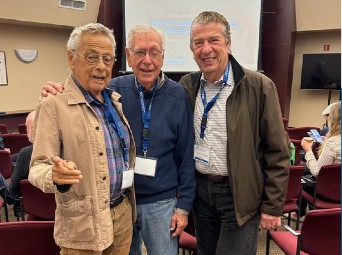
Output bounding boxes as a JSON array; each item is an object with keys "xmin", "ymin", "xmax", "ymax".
[
  {"xmin": 20, "ymin": 179, "xmax": 56, "ymax": 220},
  {"xmin": 2, "ymin": 133, "xmax": 31, "ymax": 154},
  {"xmin": 316, "ymin": 164, "xmax": 341, "ymax": 202},
  {"xmin": 17, "ymin": 123, "xmax": 27, "ymax": 134},
  {"xmin": 288, "ymin": 127, "xmax": 321, "ymax": 140},
  {"xmin": 0, "ymin": 221, "xmax": 59, "ymax": 255},
  {"xmin": 0, "ymin": 150, "xmax": 13, "ymax": 179},
  {"xmin": 301, "ymin": 208, "xmax": 341, "ymax": 255},
  {"xmin": 290, "ymin": 139, "xmax": 302, "ymax": 165},
  {"xmin": 0, "ymin": 124, "xmax": 8, "ymax": 134},
  {"xmin": 285, "ymin": 165, "xmax": 305, "ymax": 202}
]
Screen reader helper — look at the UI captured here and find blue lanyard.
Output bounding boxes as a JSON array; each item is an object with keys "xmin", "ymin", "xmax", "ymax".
[
  {"xmin": 137, "ymin": 81, "xmax": 158, "ymax": 157},
  {"xmin": 200, "ymin": 63, "xmax": 230, "ymax": 139},
  {"xmin": 102, "ymin": 90, "xmax": 129, "ymax": 164}
]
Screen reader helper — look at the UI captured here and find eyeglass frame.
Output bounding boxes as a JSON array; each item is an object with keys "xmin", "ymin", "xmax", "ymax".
[
  {"xmin": 71, "ymin": 50, "xmax": 116, "ymax": 66},
  {"xmin": 128, "ymin": 48, "xmax": 164, "ymax": 59}
]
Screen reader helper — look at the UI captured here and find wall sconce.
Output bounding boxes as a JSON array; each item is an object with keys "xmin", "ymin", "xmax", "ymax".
[{"xmin": 15, "ymin": 49, "xmax": 38, "ymax": 63}]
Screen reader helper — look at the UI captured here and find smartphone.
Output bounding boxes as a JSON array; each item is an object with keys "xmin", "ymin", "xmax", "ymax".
[{"xmin": 310, "ymin": 129, "xmax": 324, "ymax": 143}]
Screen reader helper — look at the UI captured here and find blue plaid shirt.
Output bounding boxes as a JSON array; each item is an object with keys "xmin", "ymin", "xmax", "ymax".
[{"xmin": 73, "ymin": 77, "xmax": 130, "ymax": 199}]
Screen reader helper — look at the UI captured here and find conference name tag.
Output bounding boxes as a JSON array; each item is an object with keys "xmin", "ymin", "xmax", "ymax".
[
  {"xmin": 135, "ymin": 156, "xmax": 157, "ymax": 177},
  {"xmin": 122, "ymin": 169, "xmax": 134, "ymax": 189},
  {"xmin": 194, "ymin": 144, "xmax": 210, "ymax": 165}
]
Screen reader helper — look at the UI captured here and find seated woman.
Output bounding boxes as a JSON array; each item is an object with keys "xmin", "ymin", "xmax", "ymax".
[{"xmin": 295, "ymin": 102, "xmax": 341, "ymax": 220}]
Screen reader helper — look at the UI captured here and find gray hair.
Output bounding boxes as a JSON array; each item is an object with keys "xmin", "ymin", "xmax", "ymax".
[
  {"xmin": 67, "ymin": 23, "xmax": 116, "ymax": 56},
  {"xmin": 126, "ymin": 25, "xmax": 165, "ymax": 50},
  {"xmin": 190, "ymin": 11, "xmax": 231, "ymax": 48}
]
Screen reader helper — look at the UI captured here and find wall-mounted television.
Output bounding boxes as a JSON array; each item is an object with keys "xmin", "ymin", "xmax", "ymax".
[{"xmin": 300, "ymin": 53, "xmax": 341, "ymax": 90}]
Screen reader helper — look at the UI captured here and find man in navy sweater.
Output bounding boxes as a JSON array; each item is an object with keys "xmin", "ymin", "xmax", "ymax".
[
  {"xmin": 109, "ymin": 25, "xmax": 196, "ymax": 255},
  {"xmin": 40, "ymin": 24, "xmax": 196, "ymax": 255}
]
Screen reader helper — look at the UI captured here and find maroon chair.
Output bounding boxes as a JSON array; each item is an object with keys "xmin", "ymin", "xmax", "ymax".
[
  {"xmin": 283, "ymin": 165, "xmax": 305, "ymax": 230},
  {"xmin": 20, "ymin": 179, "xmax": 56, "ymax": 221},
  {"xmin": 287, "ymin": 127, "xmax": 321, "ymax": 140},
  {"xmin": 0, "ymin": 124, "xmax": 8, "ymax": 134},
  {"xmin": 179, "ymin": 211, "xmax": 197, "ymax": 255},
  {"xmin": 2, "ymin": 133, "xmax": 31, "ymax": 155},
  {"xmin": 0, "ymin": 150, "xmax": 13, "ymax": 222},
  {"xmin": 0, "ymin": 221, "xmax": 59, "ymax": 255},
  {"xmin": 0, "ymin": 150, "xmax": 13, "ymax": 181},
  {"xmin": 302, "ymin": 164, "xmax": 341, "ymax": 209},
  {"xmin": 17, "ymin": 123, "xmax": 27, "ymax": 134},
  {"xmin": 266, "ymin": 208, "xmax": 341, "ymax": 255}
]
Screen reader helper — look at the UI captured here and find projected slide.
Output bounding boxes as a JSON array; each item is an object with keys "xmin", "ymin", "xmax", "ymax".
[{"xmin": 124, "ymin": 0, "xmax": 262, "ymax": 72}]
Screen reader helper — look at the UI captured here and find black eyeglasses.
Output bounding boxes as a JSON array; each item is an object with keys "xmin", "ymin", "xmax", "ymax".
[
  {"xmin": 129, "ymin": 48, "xmax": 164, "ymax": 59},
  {"xmin": 72, "ymin": 50, "xmax": 116, "ymax": 66}
]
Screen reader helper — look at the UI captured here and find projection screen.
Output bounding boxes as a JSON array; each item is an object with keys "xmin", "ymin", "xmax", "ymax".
[{"xmin": 124, "ymin": 0, "xmax": 262, "ymax": 72}]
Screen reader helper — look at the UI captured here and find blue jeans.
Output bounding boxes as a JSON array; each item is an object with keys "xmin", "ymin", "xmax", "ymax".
[
  {"xmin": 129, "ymin": 197, "xmax": 178, "ymax": 255},
  {"xmin": 193, "ymin": 174, "xmax": 260, "ymax": 255}
]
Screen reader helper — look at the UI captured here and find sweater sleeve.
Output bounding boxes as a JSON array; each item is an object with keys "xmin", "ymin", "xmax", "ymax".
[{"xmin": 174, "ymin": 92, "xmax": 196, "ymax": 212}]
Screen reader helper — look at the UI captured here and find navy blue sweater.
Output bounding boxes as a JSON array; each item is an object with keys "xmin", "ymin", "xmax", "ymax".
[{"xmin": 109, "ymin": 74, "xmax": 196, "ymax": 212}]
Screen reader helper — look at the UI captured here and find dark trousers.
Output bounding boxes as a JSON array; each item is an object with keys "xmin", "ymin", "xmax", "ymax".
[{"xmin": 193, "ymin": 173, "xmax": 260, "ymax": 255}]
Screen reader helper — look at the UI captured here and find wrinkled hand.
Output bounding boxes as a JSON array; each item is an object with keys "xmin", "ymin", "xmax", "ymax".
[
  {"xmin": 52, "ymin": 156, "xmax": 83, "ymax": 185},
  {"xmin": 170, "ymin": 212, "xmax": 188, "ymax": 237},
  {"xmin": 260, "ymin": 213, "xmax": 281, "ymax": 231},
  {"xmin": 301, "ymin": 139, "xmax": 313, "ymax": 152},
  {"xmin": 41, "ymin": 81, "xmax": 64, "ymax": 98}
]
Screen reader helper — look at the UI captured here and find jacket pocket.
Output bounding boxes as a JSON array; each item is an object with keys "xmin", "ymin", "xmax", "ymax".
[{"xmin": 60, "ymin": 196, "xmax": 95, "ymax": 242}]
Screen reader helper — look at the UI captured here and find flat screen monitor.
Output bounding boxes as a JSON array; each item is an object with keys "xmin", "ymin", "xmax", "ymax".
[{"xmin": 300, "ymin": 53, "xmax": 341, "ymax": 90}]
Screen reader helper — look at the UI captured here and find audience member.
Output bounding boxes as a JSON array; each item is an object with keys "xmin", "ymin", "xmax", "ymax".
[
  {"xmin": 296, "ymin": 101, "xmax": 341, "ymax": 218},
  {"xmin": 320, "ymin": 101, "xmax": 339, "ymax": 137},
  {"xmin": 179, "ymin": 11, "xmax": 289, "ymax": 255},
  {"xmin": 0, "ymin": 131, "xmax": 10, "ymax": 153},
  {"xmin": 40, "ymin": 24, "xmax": 196, "ymax": 255},
  {"xmin": 29, "ymin": 23, "xmax": 136, "ymax": 255},
  {"xmin": 0, "ymin": 111, "xmax": 36, "ymax": 217}
]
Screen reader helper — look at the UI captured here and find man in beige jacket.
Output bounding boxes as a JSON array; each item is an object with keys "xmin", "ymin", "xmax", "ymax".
[{"xmin": 29, "ymin": 23, "xmax": 136, "ymax": 255}]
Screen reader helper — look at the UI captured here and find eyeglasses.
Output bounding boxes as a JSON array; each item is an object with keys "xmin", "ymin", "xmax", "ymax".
[
  {"xmin": 129, "ymin": 48, "xmax": 164, "ymax": 59},
  {"xmin": 71, "ymin": 50, "xmax": 116, "ymax": 66}
]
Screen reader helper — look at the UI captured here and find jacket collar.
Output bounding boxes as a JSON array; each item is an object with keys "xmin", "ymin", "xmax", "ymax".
[{"xmin": 63, "ymin": 75, "xmax": 121, "ymax": 105}]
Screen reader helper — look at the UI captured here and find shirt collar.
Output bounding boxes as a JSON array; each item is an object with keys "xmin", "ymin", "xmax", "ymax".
[{"xmin": 134, "ymin": 71, "xmax": 165, "ymax": 91}]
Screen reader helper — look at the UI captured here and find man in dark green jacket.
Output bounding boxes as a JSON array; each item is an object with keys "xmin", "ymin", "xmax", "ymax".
[{"xmin": 179, "ymin": 11, "xmax": 289, "ymax": 255}]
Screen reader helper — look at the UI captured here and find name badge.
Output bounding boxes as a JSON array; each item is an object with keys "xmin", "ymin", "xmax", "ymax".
[
  {"xmin": 135, "ymin": 156, "xmax": 157, "ymax": 177},
  {"xmin": 122, "ymin": 169, "xmax": 134, "ymax": 189},
  {"xmin": 194, "ymin": 144, "xmax": 210, "ymax": 165}
]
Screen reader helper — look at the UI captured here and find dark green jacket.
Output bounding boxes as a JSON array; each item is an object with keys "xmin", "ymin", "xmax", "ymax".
[{"xmin": 179, "ymin": 54, "xmax": 289, "ymax": 226}]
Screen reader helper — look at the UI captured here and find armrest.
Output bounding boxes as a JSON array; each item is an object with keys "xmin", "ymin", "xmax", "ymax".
[
  {"xmin": 301, "ymin": 176, "xmax": 317, "ymax": 184},
  {"xmin": 283, "ymin": 224, "xmax": 301, "ymax": 236}
]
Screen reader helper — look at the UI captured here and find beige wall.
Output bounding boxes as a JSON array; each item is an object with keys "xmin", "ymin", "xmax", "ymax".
[
  {"xmin": 0, "ymin": 23, "xmax": 71, "ymax": 111},
  {"xmin": 289, "ymin": 31, "xmax": 341, "ymax": 128},
  {"xmin": 0, "ymin": 0, "xmax": 101, "ymax": 112},
  {"xmin": 289, "ymin": 0, "xmax": 341, "ymax": 128},
  {"xmin": 296, "ymin": 0, "xmax": 341, "ymax": 31},
  {"xmin": 0, "ymin": 0, "xmax": 101, "ymax": 28}
]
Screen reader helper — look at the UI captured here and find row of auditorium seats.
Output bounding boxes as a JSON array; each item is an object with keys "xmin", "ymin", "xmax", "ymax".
[{"xmin": 0, "ymin": 123, "xmax": 27, "ymax": 134}]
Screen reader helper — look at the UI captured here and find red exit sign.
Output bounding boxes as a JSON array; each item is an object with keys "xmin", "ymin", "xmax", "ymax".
[{"xmin": 323, "ymin": 45, "xmax": 330, "ymax": 51}]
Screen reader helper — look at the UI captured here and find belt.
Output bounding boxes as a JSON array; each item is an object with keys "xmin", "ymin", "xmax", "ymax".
[
  {"xmin": 197, "ymin": 171, "xmax": 228, "ymax": 183},
  {"xmin": 110, "ymin": 193, "xmax": 126, "ymax": 208}
]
